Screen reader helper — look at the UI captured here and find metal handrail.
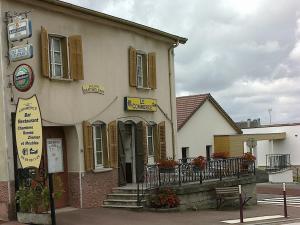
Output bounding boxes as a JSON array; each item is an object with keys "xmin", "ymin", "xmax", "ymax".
[{"xmin": 266, "ymin": 154, "xmax": 290, "ymax": 173}]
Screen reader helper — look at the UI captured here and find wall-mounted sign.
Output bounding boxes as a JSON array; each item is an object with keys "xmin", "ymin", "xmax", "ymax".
[
  {"xmin": 124, "ymin": 97, "xmax": 157, "ymax": 112},
  {"xmin": 47, "ymin": 139, "xmax": 64, "ymax": 174},
  {"xmin": 13, "ymin": 64, "xmax": 34, "ymax": 92},
  {"xmin": 8, "ymin": 18, "xmax": 32, "ymax": 42},
  {"xmin": 15, "ymin": 95, "xmax": 43, "ymax": 168},
  {"xmin": 82, "ymin": 84, "xmax": 104, "ymax": 95},
  {"xmin": 9, "ymin": 44, "xmax": 33, "ymax": 62}
]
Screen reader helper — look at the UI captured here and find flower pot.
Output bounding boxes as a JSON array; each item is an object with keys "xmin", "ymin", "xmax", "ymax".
[{"xmin": 17, "ymin": 212, "xmax": 51, "ymax": 225}]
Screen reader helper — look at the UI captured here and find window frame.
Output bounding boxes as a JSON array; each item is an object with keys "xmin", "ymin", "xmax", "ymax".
[
  {"xmin": 92, "ymin": 122, "xmax": 104, "ymax": 169},
  {"xmin": 48, "ymin": 34, "xmax": 70, "ymax": 80},
  {"xmin": 136, "ymin": 50, "xmax": 148, "ymax": 89}
]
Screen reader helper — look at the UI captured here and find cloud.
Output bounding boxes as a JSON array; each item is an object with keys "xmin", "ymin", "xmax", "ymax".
[{"xmin": 63, "ymin": 0, "xmax": 300, "ymax": 124}]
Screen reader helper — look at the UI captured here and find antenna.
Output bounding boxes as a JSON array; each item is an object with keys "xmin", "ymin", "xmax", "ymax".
[{"xmin": 268, "ymin": 108, "xmax": 272, "ymax": 125}]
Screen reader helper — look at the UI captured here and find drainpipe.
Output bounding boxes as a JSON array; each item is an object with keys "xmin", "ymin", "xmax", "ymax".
[{"xmin": 168, "ymin": 41, "xmax": 179, "ymax": 159}]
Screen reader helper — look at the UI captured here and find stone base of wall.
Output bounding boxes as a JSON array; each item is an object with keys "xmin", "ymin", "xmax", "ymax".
[
  {"xmin": 68, "ymin": 169, "xmax": 118, "ymax": 208},
  {"xmin": 0, "ymin": 181, "xmax": 16, "ymax": 221},
  {"xmin": 160, "ymin": 176, "xmax": 257, "ymax": 210}
]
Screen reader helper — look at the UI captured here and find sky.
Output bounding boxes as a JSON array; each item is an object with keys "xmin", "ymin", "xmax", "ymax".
[{"xmin": 64, "ymin": 0, "xmax": 300, "ymax": 125}]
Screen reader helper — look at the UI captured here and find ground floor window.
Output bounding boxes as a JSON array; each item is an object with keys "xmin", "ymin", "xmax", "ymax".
[
  {"xmin": 147, "ymin": 125, "xmax": 154, "ymax": 156},
  {"xmin": 93, "ymin": 122, "xmax": 105, "ymax": 168}
]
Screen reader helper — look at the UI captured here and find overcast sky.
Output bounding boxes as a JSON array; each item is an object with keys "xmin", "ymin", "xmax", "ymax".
[{"xmin": 65, "ymin": 0, "xmax": 300, "ymax": 124}]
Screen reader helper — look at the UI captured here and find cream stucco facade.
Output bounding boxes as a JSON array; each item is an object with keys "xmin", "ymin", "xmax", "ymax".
[
  {"xmin": 177, "ymin": 100, "xmax": 238, "ymax": 159},
  {"xmin": 0, "ymin": 0, "xmax": 186, "ymax": 220}
]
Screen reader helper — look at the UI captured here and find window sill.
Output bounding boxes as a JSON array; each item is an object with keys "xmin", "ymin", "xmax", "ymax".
[
  {"xmin": 92, "ymin": 168, "xmax": 113, "ymax": 173},
  {"xmin": 50, "ymin": 77, "xmax": 73, "ymax": 82},
  {"xmin": 136, "ymin": 87, "xmax": 152, "ymax": 90}
]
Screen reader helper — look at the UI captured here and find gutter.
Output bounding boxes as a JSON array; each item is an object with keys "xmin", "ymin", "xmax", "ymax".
[{"xmin": 168, "ymin": 41, "xmax": 180, "ymax": 159}]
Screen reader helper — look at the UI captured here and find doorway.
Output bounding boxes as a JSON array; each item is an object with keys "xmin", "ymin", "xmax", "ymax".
[
  {"xmin": 43, "ymin": 127, "xmax": 69, "ymax": 208},
  {"xmin": 182, "ymin": 147, "xmax": 189, "ymax": 163},
  {"xmin": 118, "ymin": 121, "xmax": 136, "ymax": 186}
]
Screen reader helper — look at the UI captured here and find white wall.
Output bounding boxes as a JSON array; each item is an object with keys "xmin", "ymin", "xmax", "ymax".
[
  {"xmin": 177, "ymin": 100, "xmax": 238, "ymax": 159},
  {"xmin": 243, "ymin": 125, "xmax": 300, "ymax": 166}
]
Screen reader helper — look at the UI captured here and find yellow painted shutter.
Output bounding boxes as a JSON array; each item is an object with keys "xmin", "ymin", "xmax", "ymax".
[
  {"xmin": 158, "ymin": 121, "xmax": 166, "ymax": 160},
  {"xmin": 153, "ymin": 124, "xmax": 160, "ymax": 163},
  {"xmin": 82, "ymin": 121, "xmax": 94, "ymax": 171},
  {"xmin": 40, "ymin": 26, "xmax": 50, "ymax": 78},
  {"xmin": 61, "ymin": 38, "xmax": 69, "ymax": 79},
  {"xmin": 129, "ymin": 47, "xmax": 137, "ymax": 87},
  {"xmin": 148, "ymin": 52, "xmax": 157, "ymax": 89},
  {"xmin": 68, "ymin": 35, "xmax": 84, "ymax": 80},
  {"xmin": 143, "ymin": 122, "xmax": 148, "ymax": 165},
  {"xmin": 101, "ymin": 124, "xmax": 109, "ymax": 168},
  {"xmin": 108, "ymin": 121, "xmax": 118, "ymax": 168}
]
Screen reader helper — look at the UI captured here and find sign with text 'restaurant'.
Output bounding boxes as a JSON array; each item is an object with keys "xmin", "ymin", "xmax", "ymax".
[
  {"xmin": 124, "ymin": 97, "xmax": 157, "ymax": 112},
  {"xmin": 8, "ymin": 18, "xmax": 32, "ymax": 42},
  {"xmin": 15, "ymin": 95, "xmax": 43, "ymax": 168}
]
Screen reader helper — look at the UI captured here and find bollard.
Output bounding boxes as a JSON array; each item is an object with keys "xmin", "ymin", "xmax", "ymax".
[
  {"xmin": 239, "ymin": 185, "xmax": 244, "ymax": 223},
  {"xmin": 283, "ymin": 183, "xmax": 288, "ymax": 218}
]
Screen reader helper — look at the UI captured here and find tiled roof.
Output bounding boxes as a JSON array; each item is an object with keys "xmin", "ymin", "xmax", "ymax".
[
  {"xmin": 176, "ymin": 94, "xmax": 209, "ymax": 130},
  {"xmin": 176, "ymin": 93, "xmax": 242, "ymax": 133}
]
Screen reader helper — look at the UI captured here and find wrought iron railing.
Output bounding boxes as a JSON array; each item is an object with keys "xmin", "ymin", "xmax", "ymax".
[
  {"xmin": 266, "ymin": 154, "xmax": 290, "ymax": 173},
  {"xmin": 143, "ymin": 157, "xmax": 255, "ymax": 189}
]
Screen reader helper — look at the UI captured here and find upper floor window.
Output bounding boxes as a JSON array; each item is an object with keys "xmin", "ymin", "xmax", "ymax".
[
  {"xmin": 41, "ymin": 26, "xmax": 84, "ymax": 81},
  {"xmin": 129, "ymin": 47, "xmax": 156, "ymax": 89}
]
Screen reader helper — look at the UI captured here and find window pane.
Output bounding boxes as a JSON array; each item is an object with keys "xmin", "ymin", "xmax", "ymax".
[
  {"xmin": 96, "ymin": 152, "xmax": 102, "ymax": 165},
  {"xmin": 95, "ymin": 126, "xmax": 101, "ymax": 138},
  {"xmin": 54, "ymin": 52, "xmax": 62, "ymax": 64},
  {"xmin": 148, "ymin": 137, "xmax": 154, "ymax": 155},
  {"xmin": 95, "ymin": 140, "xmax": 101, "ymax": 152},
  {"xmin": 54, "ymin": 65, "xmax": 62, "ymax": 77},
  {"xmin": 53, "ymin": 39, "xmax": 61, "ymax": 51}
]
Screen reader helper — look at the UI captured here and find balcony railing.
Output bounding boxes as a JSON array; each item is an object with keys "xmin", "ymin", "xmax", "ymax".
[
  {"xmin": 266, "ymin": 154, "xmax": 291, "ymax": 173},
  {"xmin": 143, "ymin": 157, "xmax": 255, "ymax": 189}
]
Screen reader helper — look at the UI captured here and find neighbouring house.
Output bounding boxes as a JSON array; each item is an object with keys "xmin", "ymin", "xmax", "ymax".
[
  {"xmin": 243, "ymin": 123, "xmax": 300, "ymax": 182},
  {"xmin": 0, "ymin": 0, "xmax": 187, "ymax": 220},
  {"xmin": 176, "ymin": 94, "xmax": 242, "ymax": 160}
]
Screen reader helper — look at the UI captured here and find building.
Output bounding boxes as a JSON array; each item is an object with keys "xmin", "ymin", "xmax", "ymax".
[
  {"xmin": 0, "ymin": 0, "xmax": 187, "ymax": 220},
  {"xmin": 176, "ymin": 94, "xmax": 242, "ymax": 160},
  {"xmin": 236, "ymin": 118, "xmax": 261, "ymax": 129},
  {"xmin": 243, "ymin": 123, "xmax": 300, "ymax": 181}
]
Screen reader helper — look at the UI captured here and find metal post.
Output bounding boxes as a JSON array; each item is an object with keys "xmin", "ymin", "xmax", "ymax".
[
  {"xmin": 239, "ymin": 185, "xmax": 244, "ymax": 223},
  {"xmin": 283, "ymin": 183, "xmax": 288, "ymax": 218},
  {"xmin": 48, "ymin": 173, "xmax": 56, "ymax": 225},
  {"xmin": 178, "ymin": 165, "xmax": 181, "ymax": 186}
]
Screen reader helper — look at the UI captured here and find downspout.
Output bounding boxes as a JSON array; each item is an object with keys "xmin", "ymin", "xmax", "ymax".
[{"xmin": 168, "ymin": 41, "xmax": 179, "ymax": 159}]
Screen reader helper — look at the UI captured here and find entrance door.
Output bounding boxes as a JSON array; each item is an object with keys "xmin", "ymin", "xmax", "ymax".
[
  {"xmin": 118, "ymin": 121, "xmax": 137, "ymax": 185},
  {"xmin": 43, "ymin": 127, "xmax": 69, "ymax": 208}
]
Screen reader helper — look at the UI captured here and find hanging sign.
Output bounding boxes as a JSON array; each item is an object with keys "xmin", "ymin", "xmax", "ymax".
[
  {"xmin": 9, "ymin": 44, "xmax": 33, "ymax": 62},
  {"xmin": 124, "ymin": 97, "xmax": 157, "ymax": 112},
  {"xmin": 47, "ymin": 139, "xmax": 64, "ymax": 174},
  {"xmin": 13, "ymin": 64, "xmax": 34, "ymax": 92},
  {"xmin": 15, "ymin": 95, "xmax": 43, "ymax": 168},
  {"xmin": 82, "ymin": 84, "xmax": 104, "ymax": 95},
  {"xmin": 8, "ymin": 18, "xmax": 32, "ymax": 42}
]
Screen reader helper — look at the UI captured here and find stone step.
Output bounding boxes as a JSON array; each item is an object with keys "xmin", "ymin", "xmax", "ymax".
[
  {"xmin": 112, "ymin": 187, "xmax": 147, "ymax": 194},
  {"xmin": 102, "ymin": 204, "xmax": 143, "ymax": 209},
  {"xmin": 103, "ymin": 199, "xmax": 146, "ymax": 207},
  {"xmin": 107, "ymin": 193, "xmax": 149, "ymax": 200}
]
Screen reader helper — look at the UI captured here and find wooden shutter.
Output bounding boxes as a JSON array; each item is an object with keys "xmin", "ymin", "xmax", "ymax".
[
  {"xmin": 118, "ymin": 121, "xmax": 127, "ymax": 186},
  {"xmin": 101, "ymin": 124, "xmax": 109, "ymax": 168},
  {"xmin": 136, "ymin": 122, "xmax": 146, "ymax": 182},
  {"xmin": 158, "ymin": 121, "xmax": 166, "ymax": 160},
  {"xmin": 61, "ymin": 38, "xmax": 69, "ymax": 79},
  {"xmin": 108, "ymin": 121, "xmax": 118, "ymax": 168},
  {"xmin": 68, "ymin": 35, "xmax": 84, "ymax": 80},
  {"xmin": 41, "ymin": 26, "xmax": 50, "ymax": 78},
  {"xmin": 82, "ymin": 121, "xmax": 94, "ymax": 171},
  {"xmin": 129, "ymin": 47, "xmax": 137, "ymax": 87},
  {"xmin": 148, "ymin": 52, "xmax": 156, "ymax": 89},
  {"xmin": 143, "ymin": 123, "xmax": 148, "ymax": 164},
  {"xmin": 143, "ymin": 54, "xmax": 148, "ymax": 88},
  {"xmin": 153, "ymin": 124, "xmax": 160, "ymax": 163}
]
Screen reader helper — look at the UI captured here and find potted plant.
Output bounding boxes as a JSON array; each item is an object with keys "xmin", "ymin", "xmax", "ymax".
[
  {"xmin": 212, "ymin": 152, "xmax": 229, "ymax": 159},
  {"xmin": 16, "ymin": 176, "xmax": 64, "ymax": 225},
  {"xmin": 150, "ymin": 188, "xmax": 180, "ymax": 209},
  {"xmin": 241, "ymin": 152, "xmax": 256, "ymax": 172},
  {"xmin": 192, "ymin": 156, "xmax": 206, "ymax": 172},
  {"xmin": 158, "ymin": 158, "xmax": 179, "ymax": 173}
]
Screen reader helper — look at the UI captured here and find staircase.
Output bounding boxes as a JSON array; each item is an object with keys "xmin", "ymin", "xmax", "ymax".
[{"xmin": 102, "ymin": 186, "xmax": 148, "ymax": 209}]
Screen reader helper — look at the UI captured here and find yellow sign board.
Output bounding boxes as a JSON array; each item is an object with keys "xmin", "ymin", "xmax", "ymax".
[
  {"xmin": 15, "ymin": 95, "xmax": 43, "ymax": 168},
  {"xmin": 124, "ymin": 97, "xmax": 157, "ymax": 112},
  {"xmin": 82, "ymin": 84, "xmax": 104, "ymax": 95}
]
